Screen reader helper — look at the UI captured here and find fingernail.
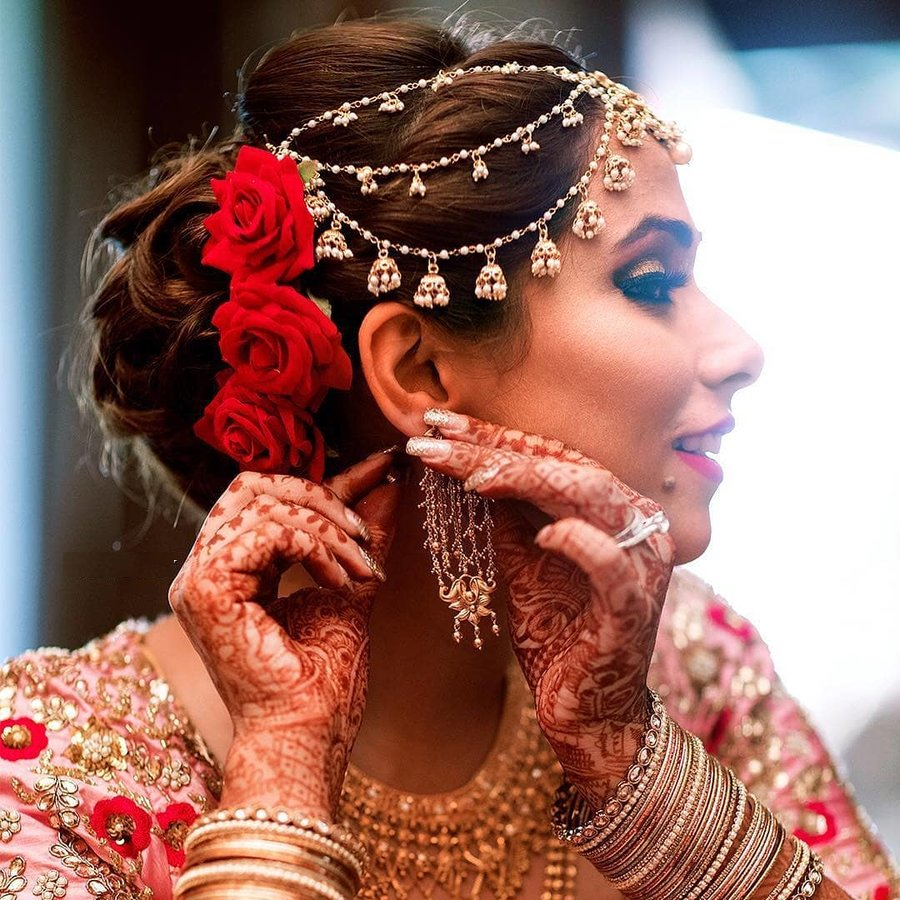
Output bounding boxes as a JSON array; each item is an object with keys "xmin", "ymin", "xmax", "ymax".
[
  {"xmin": 405, "ymin": 437, "xmax": 451, "ymax": 459},
  {"xmin": 346, "ymin": 510, "xmax": 371, "ymax": 543},
  {"xmin": 365, "ymin": 445, "xmax": 400, "ymax": 460},
  {"xmin": 359, "ymin": 548, "xmax": 387, "ymax": 582},
  {"xmin": 423, "ymin": 408, "xmax": 467, "ymax": 431},
  {"xmin": 463, "ymin": 464, "xmax": 501, "ymax": 492}
]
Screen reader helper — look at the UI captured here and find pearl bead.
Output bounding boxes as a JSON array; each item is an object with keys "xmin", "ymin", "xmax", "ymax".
[{"xmin": 669, "ymin": 140, "xmax": 693, "ymax": 164}]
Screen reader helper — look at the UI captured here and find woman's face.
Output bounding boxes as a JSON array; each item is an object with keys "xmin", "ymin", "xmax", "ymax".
[{"xmin": 464, "ymin": 139, "xmax": 764, "ymax": 564}]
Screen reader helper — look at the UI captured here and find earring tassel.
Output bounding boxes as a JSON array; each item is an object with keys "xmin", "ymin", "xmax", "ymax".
[
  {"xmin": 474, "ymin": 247, "xmax": 507, "ymax": 301},
  {"xmin": 409, "ymin": 170, "xmax": 427, "ymax": 197},
  {"xmin": 367, "ymin": 247, "xmax": 402, "ymax": 296},
  {"xmin": 603, "ymin": 154, "xmax": 636, "ymax": 191},
  {"xmin": 413, "ymin": 255, "xmax": 450, "ymax": 308},
  {"xmin": 572, "ymin": 197, "xmax": 605, "ymax": 240},
  {"xmin": 472, "ymin": 152, "xmax": 489, "ymax": 182},
  {"xmin": 531, "ymin": 222, "xmax": 561, "ymax": 277},
  {"xmin": 315, "ymin": 218, "xmax": 353, "ymax": 261}
]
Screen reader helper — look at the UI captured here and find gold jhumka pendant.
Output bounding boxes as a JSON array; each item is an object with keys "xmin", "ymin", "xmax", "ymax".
[{"xmin": 441, "ymin": 574, "xmax": 500, "ymax": 650}]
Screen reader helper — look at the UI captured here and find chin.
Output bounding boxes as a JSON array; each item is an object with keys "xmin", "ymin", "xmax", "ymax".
[{"xmin": 668, "ymin": 514, "xmax": 712, "ymax": 566}]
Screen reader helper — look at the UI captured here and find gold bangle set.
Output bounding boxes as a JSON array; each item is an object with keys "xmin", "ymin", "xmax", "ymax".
[
  {"xmin": 173, "ymin": 806, "xmax": 367, "ymax": 900},
  {"xmin": 551, "ymin": 692, "xmax": 825, "ymax": 899}
]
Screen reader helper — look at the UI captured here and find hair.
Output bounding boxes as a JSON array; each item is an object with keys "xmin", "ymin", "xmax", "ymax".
[{"xmin": 71, "ymin": 13, "xmax": 606, "ymax": 529}]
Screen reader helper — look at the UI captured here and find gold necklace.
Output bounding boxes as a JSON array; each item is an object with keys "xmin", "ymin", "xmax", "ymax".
[{"xmin": 338, "ymin": 663, "xmax": 578, "ymax": 899}]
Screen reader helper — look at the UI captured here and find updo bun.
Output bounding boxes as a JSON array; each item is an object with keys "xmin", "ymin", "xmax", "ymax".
[{"xmin": 73, "ymin": 17, "xmax": 600, "ymax": 526}]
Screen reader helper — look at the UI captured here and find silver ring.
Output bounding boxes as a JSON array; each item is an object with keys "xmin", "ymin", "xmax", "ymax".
[{"xmin": 614, "ymin": 509, "xmax": 670, "ymax": 549}]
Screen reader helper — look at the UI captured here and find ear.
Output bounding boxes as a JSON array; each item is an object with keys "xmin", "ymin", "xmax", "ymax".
[{"xmin": 357, "ymin": 302, "xmax": 463, "ymax": 438}]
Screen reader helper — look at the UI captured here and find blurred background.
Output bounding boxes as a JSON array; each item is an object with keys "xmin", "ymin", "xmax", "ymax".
[{"xmin": 3, "ymin": 0, "xmax": 899, "ymax": 855}]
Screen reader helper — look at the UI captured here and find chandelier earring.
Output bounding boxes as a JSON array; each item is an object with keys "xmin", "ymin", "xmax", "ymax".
[{"xmin": 418, "ymin": 429, "xmax": 500, "ymax": 649}]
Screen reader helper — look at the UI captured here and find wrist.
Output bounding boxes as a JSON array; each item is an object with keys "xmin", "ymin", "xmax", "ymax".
[
  {"xmin": 222, "ymin": 729, "xmax": 336, "ymax": 820},
  {"xmin": 562, "ymin": 718, "xmax": 646, "ymax": 809}
]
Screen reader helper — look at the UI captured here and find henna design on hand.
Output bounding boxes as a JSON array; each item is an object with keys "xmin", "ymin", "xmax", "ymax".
[
  {"xmin": 412, "ymin": 411, "xmax": 675, "ymax": 805},
  {"xmin": 169, "ymin": 453, "xmax": 400, "ymax": 818}
]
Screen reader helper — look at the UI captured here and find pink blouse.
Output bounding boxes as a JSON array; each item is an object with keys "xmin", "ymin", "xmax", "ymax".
[{"xmin": 0, "ymin": 569, "xmax": 897, "ymax": 898}]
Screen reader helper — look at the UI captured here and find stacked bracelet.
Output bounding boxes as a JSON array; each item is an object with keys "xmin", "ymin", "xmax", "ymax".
[
  {"xmin": 551, "ymin": 692, "xmax": 822, "ymax": 899},
  {"xmin": 173, "ymin": 806, "xmax": 366, "ymax": 900}
]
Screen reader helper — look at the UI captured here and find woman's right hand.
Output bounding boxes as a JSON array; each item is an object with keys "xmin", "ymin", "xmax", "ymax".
[{"xmin": 167, "ymin": 451, "xmax": 399, "ymax": 819}]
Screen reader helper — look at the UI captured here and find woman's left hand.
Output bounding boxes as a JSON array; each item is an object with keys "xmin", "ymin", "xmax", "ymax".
[{"xmin": 407, "ymin": 410, "xmax": 676, "ymax": 808}]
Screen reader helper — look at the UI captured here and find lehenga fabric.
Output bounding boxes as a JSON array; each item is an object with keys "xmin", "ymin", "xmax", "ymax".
[{"xmin": 0, "ymin": 569, "xmax": 897, "ymax": 899}]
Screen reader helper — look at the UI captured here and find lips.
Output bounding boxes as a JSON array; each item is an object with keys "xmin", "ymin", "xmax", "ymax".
[{"xmin": 671, "ymin": 415, "xmax": 734, "ymax": 482}]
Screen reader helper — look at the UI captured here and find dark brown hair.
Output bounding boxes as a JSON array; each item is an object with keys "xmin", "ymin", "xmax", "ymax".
[{"xmin": 71, "ymin": 15, "xmax": 603, "ymax": 528}]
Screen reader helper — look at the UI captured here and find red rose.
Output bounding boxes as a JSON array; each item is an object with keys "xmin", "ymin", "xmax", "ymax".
[
  {"xmin": 202, "ymin": 146, "xmax": 314, "ymax": 283},
  {"xmin": 0, "ymin": 717, "xmax": 48, "ymax": 761},
  {"xmin": 156, "ymin": 802, "xmax": 198, "ymax": 868},
  {"xmin": 90, "ymin": 796, "xmax": 152, "ymax": 859},
  {"xmin": 193, "ymin": 379, "xmax": 326, "ymax": 480},
  {"xmin": 213, "ymin": 280, "xmax": 352, "ymax": 406}
]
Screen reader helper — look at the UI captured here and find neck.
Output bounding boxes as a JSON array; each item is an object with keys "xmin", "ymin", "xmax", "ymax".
[{"xmin": 349, "ymin": 465, "xmax": 514, "ymax": 794}]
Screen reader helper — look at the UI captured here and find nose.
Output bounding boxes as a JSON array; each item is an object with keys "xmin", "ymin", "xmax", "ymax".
[{"xmin": 696, "ymin": 297, "xmax": 765, "ymax": 394}]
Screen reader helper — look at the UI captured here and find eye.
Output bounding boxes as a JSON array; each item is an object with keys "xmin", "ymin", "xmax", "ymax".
[{"xmin": 615, "ymin": 259, "xmax": 690, "ymax": 307}]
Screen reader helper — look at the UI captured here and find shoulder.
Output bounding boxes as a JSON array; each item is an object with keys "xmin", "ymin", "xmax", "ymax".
[
  {"xmin": 650, "ymin": 567, "xmax": 776, "ymax": 736},
  {"xmin": 0, "ymin": 620, "xmax": 221, "ymax": 895}
]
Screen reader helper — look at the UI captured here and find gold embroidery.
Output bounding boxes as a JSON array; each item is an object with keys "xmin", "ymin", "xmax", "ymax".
[
  {"xmin": 29, "ymin": 696, "xmax": 78, "ymax": 732},
  {"xmin": 0, "ymin": 808, "xmax": 21, "ymax": 842},
  {"xmin": 48, "ymin": 831, "xmax": 148, "ymax": 900},
  {"xmin": 1, "ymin": 724, "xmax": 32, "ymax": 752},
  {"xmin": 156, "ymin": 758, "xmax": 191, "ymax": 792},
  {"xmin": 0, "ymin": 856, "xmax": 27, "ymax": 899},
  {"xmin": 31, "ymin": 871, "xmax": 67, "ymax": 899},
  {"xmin": 64, "ymin": 718, "xmax": 128, "ymax": 779}
]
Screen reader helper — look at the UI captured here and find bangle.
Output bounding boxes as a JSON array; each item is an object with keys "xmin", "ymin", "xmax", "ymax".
[
  {"xmin": 175, "ymin": 859, "xmax": 348, "ymax": 900},
  {"xmin": 551, "ymin": 692, "xmax": 812, "ymax": 900},
  {"xmin": 786, "ymin": 851, "xmax": 824, "ymax": 900},
  {"xmin": 189, "ymin": 805, "xmax": 366, "ymax": 864},
  {"xmin": 551, "ymin": 689, "xmax": 668, "ymax": 850},
  {"xmin": 654, "ymin": 748, "xmax": 730, "ymax": 896},
  {"xmin": 184, "ymin": 818, "xmax": 364, "ymax": 881},
  {"xmin": 175, "ymin": 805, "xmax": 366, "ymax": 900},
  {"xmin": 768, "ymin": 837, "xmax": 810, "ymax": 900}
]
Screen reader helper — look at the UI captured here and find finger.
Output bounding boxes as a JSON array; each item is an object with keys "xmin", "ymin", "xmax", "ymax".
[
  {"xmin": 347, "ymin": 477, "xmax": 403, "ymax": 592},
  {"xmin": 535, "ymin": 517, "xmax": 632, "ymax": 587},
  {"xmin": 422, "ymin": 408, "xmax": 599, "ymax": 467},
  {"xmin": 205, "ymin": 495, "xmax": 384, "ymax": 583},
  {"xmin": 324, "ymin": 448, "xmax": 396, "ymax": 505},
  {"xmin": 406, "ymin": 438, "xmax": 637, "ymax": 535},
  {"xmin": 198, "ymin": 457, "xmax": 392, "ymax": 553},
  {"xmin": 204, "ymin": 521, "xmax": 354, "ymax": 602}
]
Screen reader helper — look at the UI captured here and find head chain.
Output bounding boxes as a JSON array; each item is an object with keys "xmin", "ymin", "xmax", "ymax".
[{"xmin": 266, "ymin": 63, "xmax": 693, "ymax": 309}]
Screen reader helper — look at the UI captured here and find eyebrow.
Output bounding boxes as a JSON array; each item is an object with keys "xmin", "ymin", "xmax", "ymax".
[{"xmin": 614, "ymin": 216, "xmax": 701, "ymax": 251}]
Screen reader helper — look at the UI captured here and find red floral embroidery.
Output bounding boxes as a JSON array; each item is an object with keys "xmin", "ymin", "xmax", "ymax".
[
  {"xmin": 90, "ymin": 796, "xmax": 152, "ymax": 859},
  {"xmin": 707, "ymin": 603, "xmax": 753, "ymax": 642},
  {"xmin": 157, "ymin": 801, "xmax": 198, "ymax": 868},
  {"xmin": 794, "ymin": 800, "xmax": 838, "ymax": 846},
  {"xmin": 0, "ymin": 717, "xmax": 48, "ymax": 761},
  {"xmin": 203, "ymin": 145, "xmax": 315, "ymax": 283}
]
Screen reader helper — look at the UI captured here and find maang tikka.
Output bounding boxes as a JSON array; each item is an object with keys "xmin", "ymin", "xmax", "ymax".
[{"xmin": 418, "ymin": 429, "xmax": 500, "ymax": 649}]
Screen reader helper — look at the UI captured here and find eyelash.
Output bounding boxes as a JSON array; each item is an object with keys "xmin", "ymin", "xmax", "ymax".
[{"xmin": 617, "ymin": 266, "xmax": 691, "ymax": 307}]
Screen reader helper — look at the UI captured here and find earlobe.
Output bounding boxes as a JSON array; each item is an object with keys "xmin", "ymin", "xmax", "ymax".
[{"xmin": 357, "ymin": 302, "xmax": 454, "ymax": 437}]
